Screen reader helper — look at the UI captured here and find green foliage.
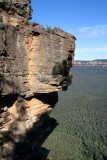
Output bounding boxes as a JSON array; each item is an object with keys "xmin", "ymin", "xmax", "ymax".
[
  {"xmin": 46, "ymin": 25, "xmax": 53, "ymax": 33},
  {"xmin": 24, "ymin": 18, "xmax": 29, "ymax": 25},
  {"xmin": 42, "ymin": 67, "xmax": 107, "ymax": 160}
]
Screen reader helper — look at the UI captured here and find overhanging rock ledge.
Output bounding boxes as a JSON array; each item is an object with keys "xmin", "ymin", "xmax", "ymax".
[{"xmin": 0, "ymin": 0, "xmax": 76, "ymax": 159}]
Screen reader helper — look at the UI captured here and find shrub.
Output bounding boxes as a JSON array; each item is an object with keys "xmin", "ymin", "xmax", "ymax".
[
  {"xmin": 46, "ymin": 25, "xmax": 53, "ymax": 33},
  {"xmin": 24, "ymin": 19, "xmax": 29, "ymax": 25}
]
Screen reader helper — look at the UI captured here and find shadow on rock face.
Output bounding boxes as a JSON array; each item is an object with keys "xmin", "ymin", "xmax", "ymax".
[
  {"xmin": 0, "ymin": 93, "xmax": 58, "ymax": 160},
  {"xmin": 11, "ymin": 118, "xmax": 58, "ymax": 160},
  {"xmin": 52, "ymin": 60, "xmax": 68, "ymax": 78},
  {"xmin": 52, "ymin": 59, "xmax": 73, "ymax": 91},
  {"xmin": 34, "ymin": 92, "xmax": 58, "ymax": 108}
]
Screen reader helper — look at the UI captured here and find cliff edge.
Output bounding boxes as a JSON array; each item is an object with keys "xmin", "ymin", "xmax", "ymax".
[
  {"xmin": 74, "ymin": 60, "xmax": 107, "ymax": 67},
  {"xmin": 0, "ymin": 0, "xmax": 76, "ymax": 159}
]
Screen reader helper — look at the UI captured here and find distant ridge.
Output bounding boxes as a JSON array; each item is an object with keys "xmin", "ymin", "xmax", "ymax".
[{"xmin": 74, "ymin": 59, "xmax": 107, "ymax": 67}]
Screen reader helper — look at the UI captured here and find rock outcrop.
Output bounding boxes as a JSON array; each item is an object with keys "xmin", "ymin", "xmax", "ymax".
[
  {"xmin": 0, "ymin": 0, "xmax": 32, "ymax": 26},
  {"xmin": 0, "ymin": 23, "xmax": 75, "ymax": 96},
  {"xmin": 0, "ymin": 0, "xmax": 76, "ymax": 159}
]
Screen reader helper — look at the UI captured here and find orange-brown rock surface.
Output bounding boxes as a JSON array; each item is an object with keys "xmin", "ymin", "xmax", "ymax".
[
  {"xmin": 0, "ymin": 0, "xmax": 76, "ymax": 159},
  {"xmin": 0, "ymin": 24, "xmax": 75, "ymax": 96}
]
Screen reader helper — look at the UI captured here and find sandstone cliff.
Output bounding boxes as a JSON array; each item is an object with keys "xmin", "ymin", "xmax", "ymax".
[
  {"xmin": 74, "ymin": 60, "xmax": 107, "ymax": 67},
  {"xmin": 0, "ymin": 0, "xmax": 76, "ymax": 159}
]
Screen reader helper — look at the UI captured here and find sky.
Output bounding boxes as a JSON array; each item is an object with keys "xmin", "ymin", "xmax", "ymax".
[{"xmin": 31, "ymin": 0, "xmax": 107, "ymax": 60}]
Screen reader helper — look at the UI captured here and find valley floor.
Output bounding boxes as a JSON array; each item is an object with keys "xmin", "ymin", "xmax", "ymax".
[{"xmin": 43, "ymin": 66, "xmax": 107, "ymax": 160}]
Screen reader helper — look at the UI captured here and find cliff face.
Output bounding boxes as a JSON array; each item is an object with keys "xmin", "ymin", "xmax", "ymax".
[
  {"xmin": 0, "ymin": 24, "xmax": 75, "ymax": 96},
  {"xmin": 0, "ymin": 0, "xmax": 76, "ymax": 159},
  {"xmin": 74, "ymin": 60, "xmax": 107, "ymax": 67},
  {"xmin": 0, "ymin": 0, "xmax": 32, "ymax": 26}
]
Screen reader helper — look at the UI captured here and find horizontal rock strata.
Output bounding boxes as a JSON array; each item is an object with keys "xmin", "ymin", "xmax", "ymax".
[
  {"xmin": 0, "ymin": 24, "xmax": 76, "ymax": 97},
  {"xmin": 0, "ymin": 0, "xmax": 76, "ymax": 159},
  {"xmin": 74, "ymin": 60, "xmax": 107, "ymax": 67}
]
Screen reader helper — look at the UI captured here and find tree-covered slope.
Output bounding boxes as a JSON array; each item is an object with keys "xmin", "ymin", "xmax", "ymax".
[{"xmin": 42, "ymin": 67, "xmax": 107, "ymax": 160}]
